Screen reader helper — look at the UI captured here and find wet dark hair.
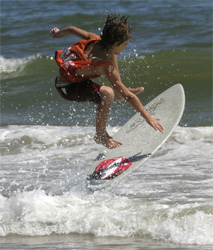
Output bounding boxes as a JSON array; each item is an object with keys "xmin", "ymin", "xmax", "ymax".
[{"xmin": 99, "ymin": 12, "xmax": 131, "ymax": 51}]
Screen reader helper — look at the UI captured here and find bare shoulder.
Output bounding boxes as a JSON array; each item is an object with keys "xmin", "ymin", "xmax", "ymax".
[
  {"xmin": 87, "ymin": 32, "xmax": 100, "ymax": 39},
  {"xmin": 69, "ymin": 26, "xmax": 99, "ymax": 40},
  {"xmin": 86, "ymin": 42, "xmax": 110, "ymax": 61}
]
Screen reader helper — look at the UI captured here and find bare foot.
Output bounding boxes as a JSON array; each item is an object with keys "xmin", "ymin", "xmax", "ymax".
[
  {"xmin": 115, "ymin": 87, "xmax": 144, "ymax": 101},
  {"xmin": 128, "ymin": 87, "xmax": 144, "ymax": 95},
  {"xmin": 94, "ymin": 133, "xmax": 122, "ymax": 149}
]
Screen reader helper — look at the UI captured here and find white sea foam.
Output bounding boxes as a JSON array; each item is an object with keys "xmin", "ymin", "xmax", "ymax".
[
  {"xmin": 0, "ymin": 189, "xmax": 212, "ymax": 245},
  {"xmin": 0, "ymin": 125, "xmax": 213, "ymax": 245},
  {"xmin": 0, "ymin": 54, "xmax": 41, "ymax": 75}
]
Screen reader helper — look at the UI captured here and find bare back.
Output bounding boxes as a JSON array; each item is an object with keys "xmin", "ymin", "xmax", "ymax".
[{"xmin": 76, "ymin": 41, "xmax": 112, "ymax": 76}]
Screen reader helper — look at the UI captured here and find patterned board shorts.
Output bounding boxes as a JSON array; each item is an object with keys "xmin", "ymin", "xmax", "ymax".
[{"xmin": 55, "ymin": 77, "xmax": 102, "ymax": 105}]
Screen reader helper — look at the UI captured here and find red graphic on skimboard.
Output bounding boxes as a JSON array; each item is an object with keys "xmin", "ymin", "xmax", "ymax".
[{"xmin": 92, "ymin": 157, "xmax": 132, "ymax": 180}]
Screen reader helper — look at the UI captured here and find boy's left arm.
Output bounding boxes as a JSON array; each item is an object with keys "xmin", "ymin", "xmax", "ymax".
[
  {"xmin": 111, "ymin": 55, "xmax": 128, "ymax": 101},
  {"xmin": 105, "ymin": 64, "xmax": 164, "ymax": 133}
]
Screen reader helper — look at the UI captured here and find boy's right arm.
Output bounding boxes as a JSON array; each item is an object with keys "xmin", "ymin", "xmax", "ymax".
[{"xmin": 50, "ymin": 26, "xmax": 98, "ymax": 40}]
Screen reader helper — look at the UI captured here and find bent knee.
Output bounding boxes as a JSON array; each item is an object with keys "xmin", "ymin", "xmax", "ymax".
[{"xmin": 100, "ymin": 86, "xmax": 114, "ymax": 99}]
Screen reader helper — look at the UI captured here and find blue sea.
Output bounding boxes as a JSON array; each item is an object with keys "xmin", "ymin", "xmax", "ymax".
[{"xmin": 0, "ymin": 0, "xmax": 213, "ymax": 249}]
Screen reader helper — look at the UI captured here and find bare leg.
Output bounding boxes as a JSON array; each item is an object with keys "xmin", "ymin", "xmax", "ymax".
[{"xmin": 95, "ymin": 86, "xmax": 122, "ymax": 149}]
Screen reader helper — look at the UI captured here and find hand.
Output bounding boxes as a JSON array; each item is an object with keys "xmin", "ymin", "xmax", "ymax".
[
  {"xmin": 146, "ymin": 116, "xmax": 164, "ymax": 133},
  {"xmin": 50, "ymin": 27, "xmax": 60, "ymax": 38}
]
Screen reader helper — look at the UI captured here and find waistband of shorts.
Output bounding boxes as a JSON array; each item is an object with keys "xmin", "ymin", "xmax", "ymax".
[
  {"xmin": 55, "ymin": 77, "xmax": 93, "ymax": 89},
  {"xmin": 55, "ymin": 77, "xmax": 72, "ymax": 89}
]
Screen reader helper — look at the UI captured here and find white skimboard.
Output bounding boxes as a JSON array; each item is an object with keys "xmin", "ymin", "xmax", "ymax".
[{"xmin": 87, "ymin": 84, "xmax": 185, "ymax": 190}]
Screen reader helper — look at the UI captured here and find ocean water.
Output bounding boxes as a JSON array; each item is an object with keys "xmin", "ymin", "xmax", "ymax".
[{"xmin": 0, "ymin": 0, "xmax": 212, "ymax": 249}]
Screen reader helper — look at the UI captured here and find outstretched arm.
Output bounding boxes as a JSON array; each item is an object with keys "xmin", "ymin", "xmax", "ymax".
[
  {"xmin": 50, "ymin": 26, "xmax": 98, "ymax": 40},
  {"xmin": 105, "ymin": 58, "xmax": 164, "ymax": 133}
]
